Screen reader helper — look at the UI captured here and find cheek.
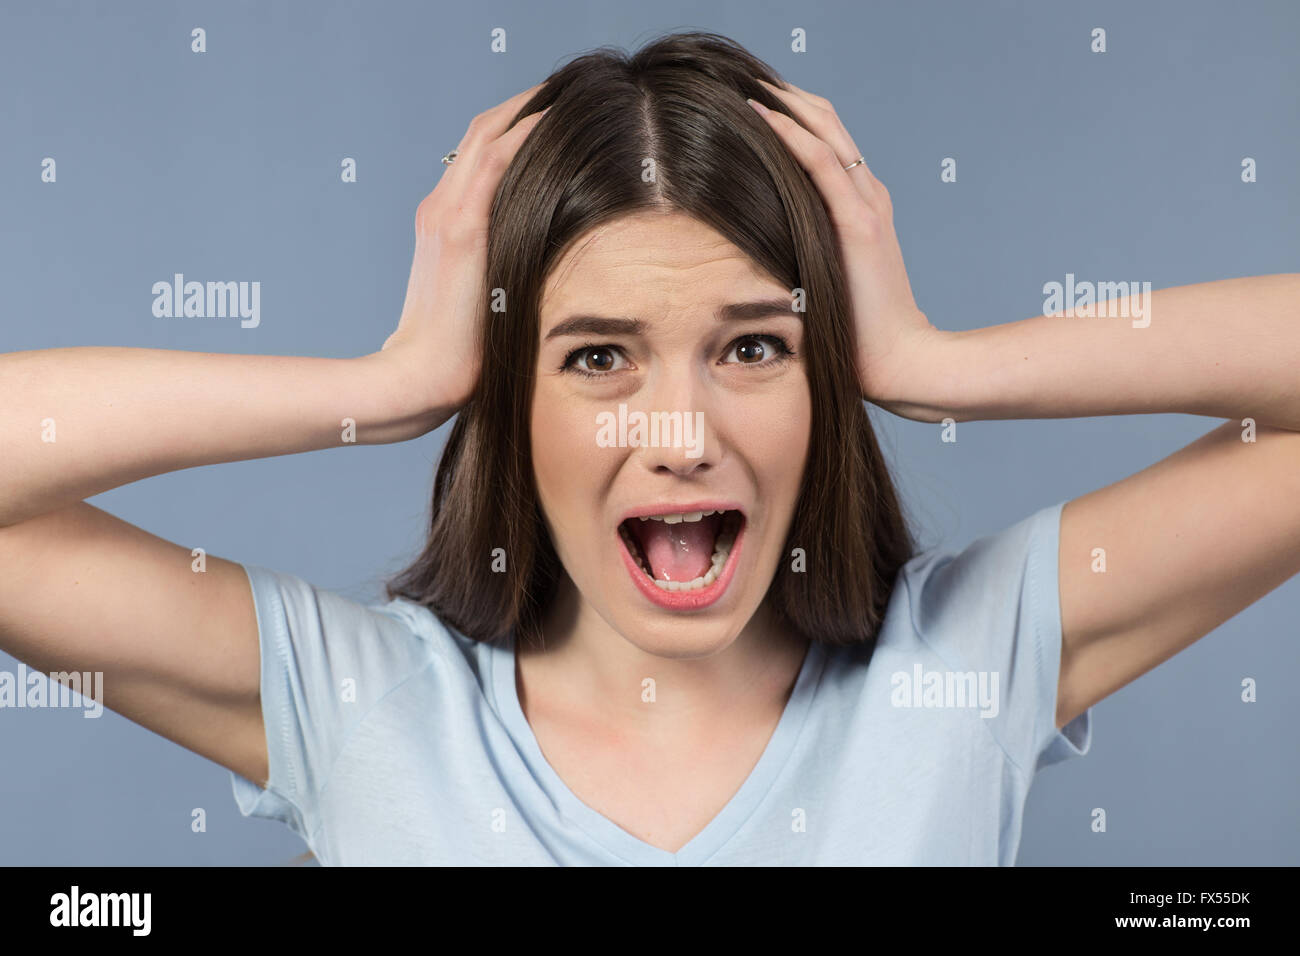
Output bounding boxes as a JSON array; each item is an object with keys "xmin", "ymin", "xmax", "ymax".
[
  {"xmin": 734, "ymin": 382, "xmax": 812, "ymax": 497},
  {"xmin": 530, "ymin": 384, "xmax": 613, "ymax": 558}
]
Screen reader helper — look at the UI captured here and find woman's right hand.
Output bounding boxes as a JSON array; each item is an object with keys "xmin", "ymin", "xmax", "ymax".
[{"xmin": 379, "ymin": 83, "xmax": 550, "ymax": 423}]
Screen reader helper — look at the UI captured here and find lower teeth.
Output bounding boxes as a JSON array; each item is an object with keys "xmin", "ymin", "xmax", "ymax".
[{"xmin": 618, "ymin": 515, "xmax": 738, "ymax": 592}]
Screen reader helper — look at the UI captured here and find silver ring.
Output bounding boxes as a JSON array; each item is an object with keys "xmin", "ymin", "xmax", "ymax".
[
  {"xmin": 441, "ymin": 149, "xmax": 459, "ymax": 166},
  {"xmin": 843, "ymin": 155, "xmax": 866, "ymax": 171}
]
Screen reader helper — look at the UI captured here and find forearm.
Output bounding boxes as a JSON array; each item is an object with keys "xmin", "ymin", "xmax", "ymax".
[
  {"xmin": 0, "ymin": 347, "xmax": 447, "ymax": 527},
  {"xmin": 884, "ymin": 274, "xmax": 1300, "ymax": 428}
]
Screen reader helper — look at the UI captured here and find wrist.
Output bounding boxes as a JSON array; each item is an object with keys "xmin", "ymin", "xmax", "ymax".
[
  {"xmin": 861, "ymin": 322, "xmax": 970, "ymax": 424},
  {"xmin": 352, "ymin": 350, "xmax": 456, "ymax": 443}
]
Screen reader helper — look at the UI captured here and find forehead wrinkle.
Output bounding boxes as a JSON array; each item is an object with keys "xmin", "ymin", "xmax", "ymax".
[
  {"xmin": 599, "ymin": 236, "xmax": 748, "ymax": 272},
  {"xmin": 539, "ymin": 216, "xmax": 777, "ymax": 332},
  {"xmin": 550, "ymin": 247, "xmax": 759, "ymax": 310},
  {"xmin": 559, "ymin": 220, "xmax": 746, "ymax": 278}
]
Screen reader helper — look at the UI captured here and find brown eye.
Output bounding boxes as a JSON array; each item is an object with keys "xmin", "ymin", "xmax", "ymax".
[
  {"xmin": 734, "ymin": 338, "xmax": 766, "ymax": 363},
  {"xmin": 722, "ymin": 334, "xmax": 792, "ymax": 366},
  {"xmin": 584, "ymin": 347, "xmax": 615, "ymax": 371},
  {"xmin": 562, "ymin": 344, "xmax": 628, "ymax": 376}
]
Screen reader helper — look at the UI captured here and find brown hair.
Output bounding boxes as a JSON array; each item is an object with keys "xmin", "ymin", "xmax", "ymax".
[{"xmin": 387, "ymin": 30, "xmax": 916, "ymax": 650}]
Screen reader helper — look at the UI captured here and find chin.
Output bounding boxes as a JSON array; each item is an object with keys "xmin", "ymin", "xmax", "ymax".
[{"xmin": 606, "ymin": 611, "xmax": 746, "ymax": 661}]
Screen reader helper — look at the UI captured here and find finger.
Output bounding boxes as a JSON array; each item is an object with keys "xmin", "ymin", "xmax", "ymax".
[
  {"xmin": 455, "ymin": 106, "xmax": 550, "ymax": 225},
  {"xmin": 766, "ymin": 77, "xmax": 833, "ymax": 112},
  {"xmin": 432, "ymin": 82, "xmax": 545, "ymax": 214},
  {"xmin": 437, "ymin": 82, "xmax": 547, "ymax": 189},
  {"xmin": 753, "ymin": 79, "xmax": 886, "ymax": 209},
  {"xmin": 455, "ymin": 81, "xmax": 547, "ymax": 155},
  {"xmin": 755, "ymin": 75, "xmax": 822, "ymax": 112},
  {"xmin": 754, "ymin": 78, "xmax": 867, "ymax": 172},
  {"xmin": 747, "ymin": 98, "xmax": 880, "ymax": 239}
]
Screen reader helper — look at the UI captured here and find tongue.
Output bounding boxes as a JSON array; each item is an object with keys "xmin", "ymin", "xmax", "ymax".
[{"xmin": 636, "ymin": 514, "xmax": 722, "ymax": 582}]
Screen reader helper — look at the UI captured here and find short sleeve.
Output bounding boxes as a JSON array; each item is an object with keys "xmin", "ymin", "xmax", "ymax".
[
  {"xmin": 902, "ymin": 499, "xmax": 1092, "ymax": 775},
  {"xmin": 229, "ymin": 563, "xmax": 433, "ymax": 839}
]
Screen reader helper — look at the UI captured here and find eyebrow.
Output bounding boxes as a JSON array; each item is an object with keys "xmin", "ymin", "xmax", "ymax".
[{"xmin": 543, "ymin": 297, "xmax": 800, "ymax": 341}]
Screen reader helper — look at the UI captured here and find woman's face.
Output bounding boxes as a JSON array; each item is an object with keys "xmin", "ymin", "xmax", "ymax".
[{"xmin": 531, "ymin": 209, "xmax": 812, "ymax": 658}]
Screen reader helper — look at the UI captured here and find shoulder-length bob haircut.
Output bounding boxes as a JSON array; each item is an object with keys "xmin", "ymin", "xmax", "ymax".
[{"xmin": 388, "ymin": 30, "xmax": 916, "ymax": 650}]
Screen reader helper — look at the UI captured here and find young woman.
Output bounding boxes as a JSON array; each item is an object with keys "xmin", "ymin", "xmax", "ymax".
[{"xmin": 3, "ymin": 32, "xmax": 1297, "ymax": 865}]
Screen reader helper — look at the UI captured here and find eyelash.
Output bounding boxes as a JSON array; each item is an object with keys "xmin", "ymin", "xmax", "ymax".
[{"xmin": 560, "ymin": 334, "xmax": 796, "ymax": 378}]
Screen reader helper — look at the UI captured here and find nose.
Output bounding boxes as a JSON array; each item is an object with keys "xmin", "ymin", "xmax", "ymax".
[{"xmin": 629, "ymin": 373, "xmax": 721, "ymax": 477}]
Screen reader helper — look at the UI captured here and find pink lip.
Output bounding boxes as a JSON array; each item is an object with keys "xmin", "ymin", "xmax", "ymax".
[{"xmin": 616, "ymin": 507, "xmax": 747, "ymax": 611}]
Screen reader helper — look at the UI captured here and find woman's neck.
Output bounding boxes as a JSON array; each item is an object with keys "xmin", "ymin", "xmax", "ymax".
[{"xmin": 519, "ymin": 574, "xmax": 810, "ymax": 738}]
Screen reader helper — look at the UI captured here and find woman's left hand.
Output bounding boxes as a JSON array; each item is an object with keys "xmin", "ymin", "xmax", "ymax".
[{"xmin": 748, "ymin": 78, "xmax": 939, "ymax": 414}]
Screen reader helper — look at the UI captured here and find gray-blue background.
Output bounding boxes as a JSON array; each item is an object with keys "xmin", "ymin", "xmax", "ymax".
[{"xmin": 2, "ymin": 0, "xmax": 1297, "ymax": 864}]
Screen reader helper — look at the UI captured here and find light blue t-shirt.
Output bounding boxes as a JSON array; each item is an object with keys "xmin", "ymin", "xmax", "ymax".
[{"xmin": 230, "ymin": 499, "xmax": 1091, "ymax": 865}]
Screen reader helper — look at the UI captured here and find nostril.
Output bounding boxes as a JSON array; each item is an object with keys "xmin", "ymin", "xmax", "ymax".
[{"xmin": 653, "ymin": 464, "xmax": 711, "ymax": 483}]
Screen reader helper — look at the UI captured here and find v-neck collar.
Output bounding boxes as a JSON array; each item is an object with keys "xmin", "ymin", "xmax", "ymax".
[{"xmin": 489, "ymin": 633, "xmax": 826, "ymax": 866}]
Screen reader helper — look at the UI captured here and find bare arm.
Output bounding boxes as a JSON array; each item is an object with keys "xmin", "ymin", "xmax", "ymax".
[
  {"xmin": 1, "ymin": 348, "xmax": 442, "ymax": 528},
  {"xmin": 0, "ymin": 85, "xmax": 548, "ymax": 786},
  {"xmin": 0, "ymin": 351, "xmax": 432, "ymax": 785},
  {"xmin": 872, "ymin": 275, "xmax": 1300, "ymax": 729},
  {"xmin": 873, "ymin": 274, "xmax": 1300, "ymax": 430}
]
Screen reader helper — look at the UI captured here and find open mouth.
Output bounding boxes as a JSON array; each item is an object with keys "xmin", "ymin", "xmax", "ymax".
[{"xmin": 617, "ymin": 508, "xmax": 745, "ymax": 594}]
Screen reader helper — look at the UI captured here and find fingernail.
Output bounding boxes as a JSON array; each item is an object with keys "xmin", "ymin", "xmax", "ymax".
[{"xmin": 746, "ymin": 97, "xmax": 769, "ymax": 115}]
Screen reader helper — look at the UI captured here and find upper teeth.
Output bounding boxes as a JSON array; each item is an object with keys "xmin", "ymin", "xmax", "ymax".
[{"xmin": 638, "ymin": 510, "xmax": 719, "ymax": 524}]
